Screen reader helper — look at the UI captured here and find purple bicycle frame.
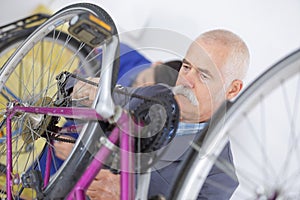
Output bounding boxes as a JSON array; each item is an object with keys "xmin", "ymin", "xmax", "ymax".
[{"xmin": 5, "ymin": 104, "xmax": 135, "ymax": 200}]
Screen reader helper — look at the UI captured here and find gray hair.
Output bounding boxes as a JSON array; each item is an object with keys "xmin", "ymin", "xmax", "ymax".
[{"xmin": 198, "ymin": 29, "xmax": 250, "ymax": 88}]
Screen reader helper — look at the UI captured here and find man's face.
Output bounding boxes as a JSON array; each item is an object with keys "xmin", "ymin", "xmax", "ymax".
[{"xmin": 175, "ymin": 41, "xmax": 227, "ymax": 123}]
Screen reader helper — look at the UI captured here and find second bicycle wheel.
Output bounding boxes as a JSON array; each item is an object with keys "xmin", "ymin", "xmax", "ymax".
[
  {"xmin": 169, "ymin": 48, "xmax": 300, "ymax": 199},
  {"xmin": 0, "ymin": 3, "xmax": 119, "ymax": 199}
]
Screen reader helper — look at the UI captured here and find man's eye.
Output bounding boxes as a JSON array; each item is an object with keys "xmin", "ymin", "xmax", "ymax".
[
  {"xmin": 182, "ymin": 65, "xmax": 190, "ymax": 71},
  {"xmin": 199, "ymin": 73, "xmax": 209, "ymax": 81}
]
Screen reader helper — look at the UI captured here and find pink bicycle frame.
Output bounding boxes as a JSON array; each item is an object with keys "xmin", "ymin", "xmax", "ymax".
[{"xmin": 5, "ymin": 104, "xmax": 135, "ymax": 200}]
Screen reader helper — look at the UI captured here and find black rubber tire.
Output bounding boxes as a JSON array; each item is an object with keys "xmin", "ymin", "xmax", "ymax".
[{"xmin": 0, "ymin": 3, "xmax": 119, "ymax": 199}]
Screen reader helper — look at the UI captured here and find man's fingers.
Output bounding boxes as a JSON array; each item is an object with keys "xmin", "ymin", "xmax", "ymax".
[
  {"xmin": 71, "ymin": 78, "xmax": 99, "ymax": 106},
  {"xmin": 53, "ymin": 139, "xmax": 75, "ymax": 160},
  {"xmin": 87, "ymin": 170, "xmax": 120, "ymax": 200}
]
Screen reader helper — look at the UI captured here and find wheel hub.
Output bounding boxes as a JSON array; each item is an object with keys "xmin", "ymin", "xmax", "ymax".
[{"xmin": 22, "ymin": 97, "xmax": 53, "ymax": 143}]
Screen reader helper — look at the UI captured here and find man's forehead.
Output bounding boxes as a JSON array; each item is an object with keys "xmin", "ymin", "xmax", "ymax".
[{"xmin": 185, "ymin": 43, "xmax": 218, "ymax": 72}]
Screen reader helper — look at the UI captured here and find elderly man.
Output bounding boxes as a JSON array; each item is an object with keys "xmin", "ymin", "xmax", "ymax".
[
  {"xmin": 147, "ymin": 29, "xmax": 249, "ymax": 199},
  {"xmin": 56, "ymin": 29, "xmax": 250, "ymax": 199}
]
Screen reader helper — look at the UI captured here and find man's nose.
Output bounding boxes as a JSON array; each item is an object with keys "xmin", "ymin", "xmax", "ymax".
[
  {"xmin": 183, "ymin": 67, "xmax": 200, "ymax": 88},
  {"xmin": 181, "ymin": 71, "xmax": 196, "ymax": 88}
]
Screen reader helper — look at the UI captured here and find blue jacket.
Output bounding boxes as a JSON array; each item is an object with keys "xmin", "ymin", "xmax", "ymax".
[
  {"xmin": 116, "ymin": 43, "xmax": 151, "ymax": 86},
  {"xmin": 148, "ymin": 139, "xmax": 238, "ymax": 199},
  {"xmin": 94, "ymin": 43, "xmax": 151, "ymax": 86}
]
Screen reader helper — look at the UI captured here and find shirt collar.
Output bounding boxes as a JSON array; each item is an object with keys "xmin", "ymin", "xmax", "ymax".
[{"xmin": 176, "ymin": 122, "xmax": 207, "ymax": 136}]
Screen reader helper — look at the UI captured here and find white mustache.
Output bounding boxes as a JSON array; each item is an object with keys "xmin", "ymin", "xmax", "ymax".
[{"xmin": 172, "ymin": 85, "xmax": 199, "ymax": 106}]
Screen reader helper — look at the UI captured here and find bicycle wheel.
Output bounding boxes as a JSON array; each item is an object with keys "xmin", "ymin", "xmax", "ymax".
[
  {"xmin": 169, "ymin": 48, "xmax": 300, "ymax": 199},
  {"xmin": 0, "ymin": 3, "xmax": 119, "ymax": 199}
]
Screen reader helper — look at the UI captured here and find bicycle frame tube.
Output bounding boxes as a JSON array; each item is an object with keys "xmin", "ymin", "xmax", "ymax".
[
  {"xmin": 6, "ymin": 110, "xmax": 13, "ymax": 200},
  {"xmin": 5, "ymin": 104, "xmax": 135, "ymax": 200},
  {"xmin": 44, "ymin": 141, "xmax": 53, "ymax": 187},
  {"xmin": 120, "ymin": 111, "xmax": 135, "ymax": 200},
  {"xmin": 4, "ymin": 104, "xmax": 104, "ymax": 200},
  {"xmin": 6, "ymin": 114, "xmax": 65, "ymax": 199},
  {"xmin": 67, "ymin": 111, "xmax": 135, "ymax": 200},
  {"xmin": 66, "ymin": 127, "xmax": 120, "ymax": 200}
]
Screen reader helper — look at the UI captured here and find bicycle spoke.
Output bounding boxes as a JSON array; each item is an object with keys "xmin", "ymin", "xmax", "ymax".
[
  {"xmin": 0, "ymin": 3, "xmax": 120, "ymax": 199},
  {"xmin": 278, "ymin": 75, "xmax": 300, "ymax": 179}
]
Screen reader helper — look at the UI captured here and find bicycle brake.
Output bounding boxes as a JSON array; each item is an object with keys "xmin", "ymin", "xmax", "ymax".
[{"xmin": 55, "ymin": 71, "xmax": 73, "ymax": 107}]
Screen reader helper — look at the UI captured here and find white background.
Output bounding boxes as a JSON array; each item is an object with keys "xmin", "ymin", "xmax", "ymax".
[{"xmin": 1, "ymin": 0, "xmax": 300, "ymax": 86}]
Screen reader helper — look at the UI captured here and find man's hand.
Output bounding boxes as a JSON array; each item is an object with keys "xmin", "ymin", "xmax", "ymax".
[
  {"xmin": 87, "ymin": 170, "xmax": 120, "ymax": 200},
  {"xmin": 53, "ymin": 136, "xmax": 75, "ymax": 160},
  {"xmin": 72, "ymin": 77, "xmax": 99, "ymax": 106}
]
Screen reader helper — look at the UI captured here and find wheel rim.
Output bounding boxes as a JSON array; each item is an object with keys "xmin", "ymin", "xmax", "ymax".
[
  {"xmin": 206, "ymin": 49, "xmax": 300, "ymax": 199},
  {"xmin": 0, "ymin": 13, "xmax": 100, "ymax": 199}
]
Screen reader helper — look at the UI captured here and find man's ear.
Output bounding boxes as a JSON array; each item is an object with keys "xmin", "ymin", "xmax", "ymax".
[{"xmin": 226, "ymin": 79, "xmax": 243, "ymax": 100}]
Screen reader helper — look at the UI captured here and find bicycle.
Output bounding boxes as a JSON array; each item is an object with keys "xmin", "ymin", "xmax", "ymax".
[
  {"xmin": 0, "ymin": 3, "xmax": 179, "ymax": 200},
  {"xmin": 1, "ymin": 2, "xmax": 300, "ymax": 200},
  {"xmin": 0, "ymin": 3, "xmax": 120, "ymax": 199}
]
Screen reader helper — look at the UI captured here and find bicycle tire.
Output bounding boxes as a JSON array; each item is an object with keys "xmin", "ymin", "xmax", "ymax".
[
  {"xmin": 0, "ymin": 3, "xmax": 119, "ymax": 199},
  {"xmin": 0, "ymin": 26, "xmax": 97, "ymax": 200},
  {"xmin": 169, "ymin": 48, "xmax": 300, "ymax": 199}
]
